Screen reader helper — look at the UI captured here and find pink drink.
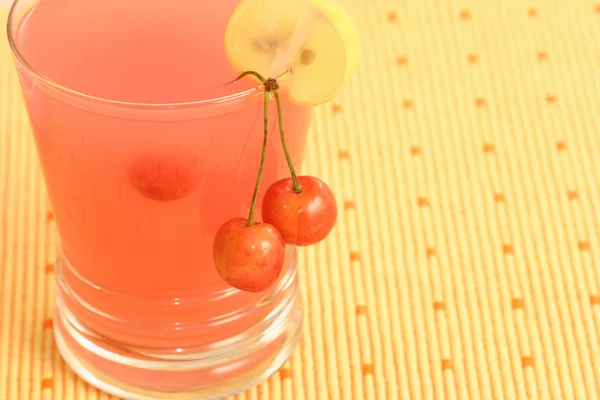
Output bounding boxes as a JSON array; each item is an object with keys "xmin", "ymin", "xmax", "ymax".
[{"xmin": 9, "ymin": 0, "xmax": 309, "ymax": 397}]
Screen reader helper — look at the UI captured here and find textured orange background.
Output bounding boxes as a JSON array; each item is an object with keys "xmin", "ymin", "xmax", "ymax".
[{"xmin": 1, "ymin": 0, "xmax": 600, "ymax": 399}]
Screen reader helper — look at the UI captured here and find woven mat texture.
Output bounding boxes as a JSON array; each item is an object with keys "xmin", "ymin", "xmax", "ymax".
[{"xmin": 1, "ymin": 1, "xmax": 600, "ymax": 399}]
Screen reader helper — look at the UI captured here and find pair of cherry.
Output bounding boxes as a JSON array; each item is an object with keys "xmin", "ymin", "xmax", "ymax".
[{"xmin": 212, "ymin": 72, "xmax": 337, "ymax": 293}]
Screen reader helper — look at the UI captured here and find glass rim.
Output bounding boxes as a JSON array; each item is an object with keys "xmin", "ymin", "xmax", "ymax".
[{"xmin": 6, "ymin": 0, "xmax": 263, "ymax": 110}]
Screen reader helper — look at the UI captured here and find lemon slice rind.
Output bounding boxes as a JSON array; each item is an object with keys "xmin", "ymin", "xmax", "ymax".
[{"xmin": 224, "ymin": 0, "xmax": 359, "ymax": 106}]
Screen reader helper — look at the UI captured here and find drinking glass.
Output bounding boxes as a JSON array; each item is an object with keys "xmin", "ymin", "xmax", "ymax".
[{"xmin": 7, "ymin": 0, "xmax": 310, "ymax": 398}]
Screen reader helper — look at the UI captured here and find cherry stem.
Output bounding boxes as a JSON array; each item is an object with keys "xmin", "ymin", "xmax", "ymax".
[
  {"xmin": 238, "ymin": 69, "xmax": 301, "ymax": 225},
  {"xmin": 274, "ymin": 91, "xmax": 302, "ymax": 193},
  {"xmin": 247, "ymin": 92, "xmax": 270, "ymax": 226},
  {"xmin": 233, "ymin": 70, "xmax": 266, "ymax": 85}
]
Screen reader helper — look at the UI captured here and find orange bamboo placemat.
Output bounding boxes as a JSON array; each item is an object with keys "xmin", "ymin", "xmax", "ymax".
[{"xmin": 1, "ymin": 1, "xmax": 600, "ymax": 399}]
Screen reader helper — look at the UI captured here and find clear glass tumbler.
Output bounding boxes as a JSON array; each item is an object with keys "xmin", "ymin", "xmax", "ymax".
[{"xmin": 7, "ymin": 0, "xmax": 310, "ymax": 398}]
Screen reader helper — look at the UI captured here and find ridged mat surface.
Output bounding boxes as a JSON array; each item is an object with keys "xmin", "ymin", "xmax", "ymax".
[{"xmin": 1, "ymin": 1, "xmax": 600, "ymax": 399}]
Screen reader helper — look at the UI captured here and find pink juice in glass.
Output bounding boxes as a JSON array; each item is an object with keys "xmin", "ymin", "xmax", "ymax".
[{"xmin": 9, "ymin": 0, "xmax": 310, "ymax": 397}]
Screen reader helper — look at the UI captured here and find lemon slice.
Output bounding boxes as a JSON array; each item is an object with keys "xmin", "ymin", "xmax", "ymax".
[{"xmin": 224, "ymin": 0, "xmax": 359, "ymax": 106}]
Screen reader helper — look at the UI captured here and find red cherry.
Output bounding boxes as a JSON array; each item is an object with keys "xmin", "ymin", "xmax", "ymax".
[
  {"xmin": 213, "ymin": 217, "xmax": 286, "ymax": 292},
  {"xmin": 128, "ymin": 153, "xmax": 199, "ymax": 201},
  {"xmin": 261, "ymin": 176, "xmax": 337, "ymax": 246}
]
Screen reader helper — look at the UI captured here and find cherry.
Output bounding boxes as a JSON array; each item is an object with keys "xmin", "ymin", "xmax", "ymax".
[
  {"xmin": 212, "ymin": 71, "xmax": 286, "ymax": 292},
  {"xmin": 128, "ymin": 152, "xmax": 199, "ymax": 201},
  {"xmin": 213, "ymin": 217, "xmax": 285, "ymax": 292},
  {"xmin": 262, "ymin": 176, "xmax": 337, "ymax": 246},
  {"xmin": 261, "ymin": 88, "xmax": 337, "ymax": 245},
  {"xmin": 213, "ymin": 69, "xmax": 339, "ymax": 291}
]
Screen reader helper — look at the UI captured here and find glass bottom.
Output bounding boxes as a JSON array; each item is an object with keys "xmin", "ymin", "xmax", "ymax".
[{"xmin": 52, "ymin": 249, "xmax": 304, "ymax": 400}]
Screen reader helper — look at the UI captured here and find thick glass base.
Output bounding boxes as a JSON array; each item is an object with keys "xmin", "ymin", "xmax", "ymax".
[{"xmin": 52, "ymin": 249, "xmax": 304, "ymax": 400}]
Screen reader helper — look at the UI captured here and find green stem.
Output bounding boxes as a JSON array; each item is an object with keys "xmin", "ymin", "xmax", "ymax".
[
  {"xmin": 233, "ymin": 70, "xmax": 267, "ymax": 85},
  {"xmin": 274, "ymin": 91, "xmax": 302, "ymax": 193},
  {"xmin": 247, "ymin": 92, "xmax": 270, "ymax": 226}
]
